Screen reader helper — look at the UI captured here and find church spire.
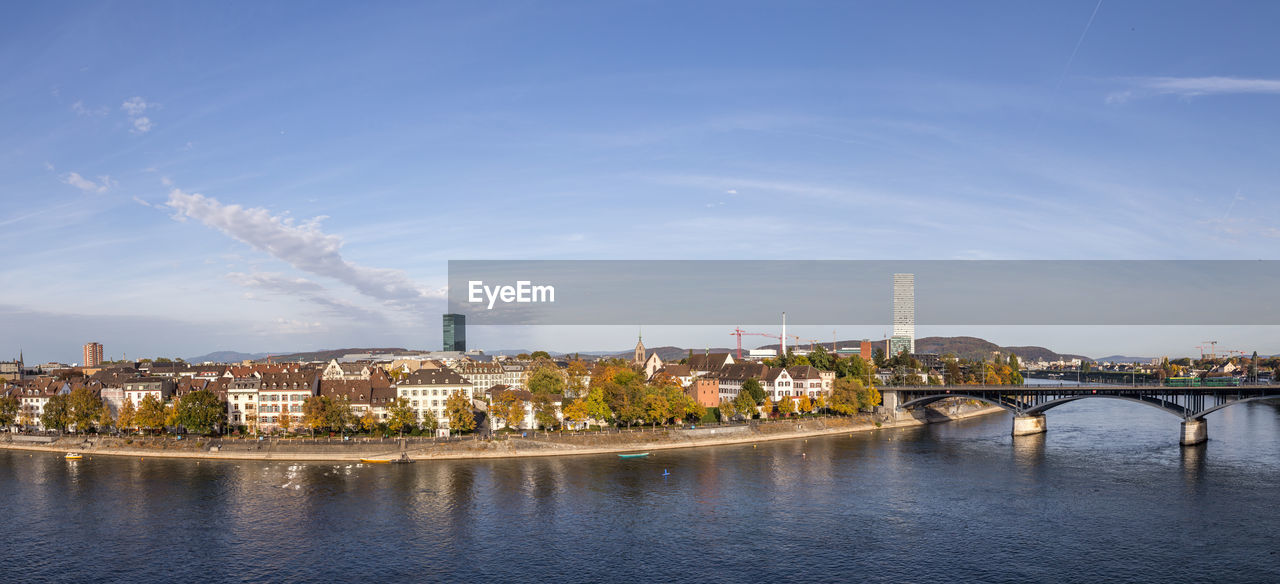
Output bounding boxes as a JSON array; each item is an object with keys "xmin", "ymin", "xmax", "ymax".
[{"xmin": 633, "ymin": 328, "xmax": 646, "ymax": 365}]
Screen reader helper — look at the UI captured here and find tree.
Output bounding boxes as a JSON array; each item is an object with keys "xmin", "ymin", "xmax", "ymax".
[
  {"xmin": 813, "ymin": 395, "xmax": 826, "ymax": 413},
  {"xmin": 718, "ymin": 397, "xmax": 739, "ymax": 421},
  {"xmin": 359, "ymin": 410, "xmax": 378, "ymax": 434},
  {"xmin": 329, "ymin": 396, "xmax": 356, "ymax": 433},
  {"xmin": 529, "ymin": 350, "xmax": 552, "ymax": 360},
  {"xmin": 581, "ymin": 386, "xmax": 613, "ymax": 424},
  {"xmin": 176, "ymin": 390, "xmax": 225, "ymax": 435},
  {"xmin": 135, "ymin": 395, "xmax": 167, "ymax": 433},
  {"xmin": 562, "ymin": 398, "xmax": 590, "ymax": 429},
  {"xmin": 808, "ymin": 345, "xmax": 835, "ymax": 370},
  {"xmin": 526, "ymin": 366, "xmax": 566, "ymax": 396},
  {"xmin": 67, "ymin": 386, "xmax": 102, "ymax": 433},
  {"xmin": 829, "ymin": 377, "xmax": 868, "ymax": 415},
  {"xmin": 494, "ymin": 392, "xmax": 526, "ymax": 430},
  {"xmin": 777, "ymin": 395, "xmax": 796, "ymax": 417},
  {"xmin": 41, "ymin": 394, "xmax": 70, "ymax": 432},
  {"xmin": 797, "ymin": 394, "xmax": 813, "ymax": 414},
  {"xmin": 532, "ymin": 393, "xmax": 559, "ymax": 429},
  {"xmin": 565, "ymin": 359, "xmax": 590, "ymax": 398},
  {"xmin": 278, "ymin": 412, "xmax": 294, "ymax": 434},
  {"xmin": 387, "ymin": 397, "xmax": 417, "ymax": 437},
  {"xmin": 95, "ymin": 401, "xmax": 115, "ymax": 432},
  {"xmin": 302, "ymin": 395, "xmax": 332, "ymax": 435},
  {"xmin": 641, "ymin": 391, "xmax": 672, "ymax": 426},
  {"xmin": 446, "ymin": 391, "xmax": 476, "ymax": 433},
  {"xmin": 741, "ymin": 378, "xmax": 765, "ymax": 405},
  {"xmin": 117, "ymin": 399, "xmax": 137, "ymax": 433},
  {"xmin": 732, "ymin": 391, "xmax": 757, "ymax": 419},
  {"xmin": 0, "ymin": 395, "xmax": 19, "ymax": 428}
]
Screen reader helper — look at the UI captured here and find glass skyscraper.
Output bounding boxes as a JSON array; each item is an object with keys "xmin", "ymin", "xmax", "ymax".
[{"xmin": 443, "ymin": 313, "xmax": 466, "ymax": 352}]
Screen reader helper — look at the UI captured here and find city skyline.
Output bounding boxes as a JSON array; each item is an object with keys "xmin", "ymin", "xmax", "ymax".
[{"xmin": 4, "ymin": 3, "xmax": 1280, "ymax": 361}]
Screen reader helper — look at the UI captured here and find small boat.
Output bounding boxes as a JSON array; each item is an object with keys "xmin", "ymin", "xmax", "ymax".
[
  {"xmin": 64, "ymin": 453, "xmax": 83, "ymax": 460},
  {"xmin": 617, "ymin": 453, "xmax": 651, "ymax": 459},
  {"xmin": 360, "ymin": 458, "xmax": 392, "ymax": 464}
]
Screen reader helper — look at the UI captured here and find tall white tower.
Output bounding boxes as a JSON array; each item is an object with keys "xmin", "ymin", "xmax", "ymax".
[{"xmin": 892, "ymin": 273, "xmax": 915, "ymax": 354}]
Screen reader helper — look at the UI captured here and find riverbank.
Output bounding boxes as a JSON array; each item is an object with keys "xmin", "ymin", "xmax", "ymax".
[{"xmin": 1, "ymin": 402, "xmax": 1005, "ymax": 462}]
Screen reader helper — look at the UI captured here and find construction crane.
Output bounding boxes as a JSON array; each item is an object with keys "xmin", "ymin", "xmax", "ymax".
[
  {"xmin": 1202, "ymin": 340, "xmax": 1219, "ymax": 359},
  {"xmin": 730, "ymin": 327, "xmax": 782, "ymax": 360}
]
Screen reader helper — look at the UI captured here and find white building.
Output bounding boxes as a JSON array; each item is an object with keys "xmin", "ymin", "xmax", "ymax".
[{"xmin": 397, "ymin": 367, "xmax": 473, "ymax": 435}]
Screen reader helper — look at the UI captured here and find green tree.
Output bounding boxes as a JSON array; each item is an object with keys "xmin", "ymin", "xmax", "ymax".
[
  {"xmin": 41, "ymin": 394, "xmax": 70, "ymax": 432},
  {"xmin": 329, "ymin": 396, "xmax": 356, "ymax": 433},
  {"xmin": 581, "ymin": 386, "xmax": 613, "ymax": 423},
  {"xmin": 526, "ymin": 366, "xmax": 566, "ymax": 396},
  {"xmin": 176, "ymin": 390, "xmax": 225, "ymax": 435},
  {"xmin": 532, "ymin": 393, "xmax": 559, "ymax": 429},
  {"xmin": 446, "ymin": 391, "xmax": 476, "ymax": 433},
  {"xmin": 641, "ymin": 391, "xmax": 672, "ymax": 426},
  {"xmin": 387, "ymin": 397, "xmax": 417, "ymax": 437},
  {"xmin": 0, "ymin": 395, "xmax": 18, "ymax": 427},
  {"xmin": 808, "ymin": 346, "xmax": 835, "ymax": 370},
  {"xmin": 740, "ymin": 378, "xmax": 765, "ymax": 405},
  {"xmin": 67, "ymin": 386, "xmax": 102, "ymax": 433},
  {"xmin": 135, "ymin": 394, "xmax": 167, "ymax": 433},
  {"xmin": 529, "ymin": 350, "xmax": 552, "ymax": 360}
]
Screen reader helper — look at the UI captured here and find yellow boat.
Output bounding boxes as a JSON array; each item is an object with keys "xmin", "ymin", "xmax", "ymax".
[
  {"xmin": 360, "ymin": 458, "xmax": 392, "ymax": 464},
  {"xmin": 65, "ymin": 453, "xmax": 83, "ymax": 460}
]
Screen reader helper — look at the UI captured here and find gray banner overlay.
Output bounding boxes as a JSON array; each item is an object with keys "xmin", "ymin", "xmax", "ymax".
[{"xmin": 447, "ymin": 260, "xmax": 1280, "ymax": 325}]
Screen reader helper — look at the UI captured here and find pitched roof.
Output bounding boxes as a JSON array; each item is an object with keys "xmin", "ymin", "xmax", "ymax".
[
  {"xmin": 400, "ymin": 367, "xmax": 471, "ymax": 387},
  {"xmin": 688, "ymin": 353, "xmax": 733, "ymax": 371}
]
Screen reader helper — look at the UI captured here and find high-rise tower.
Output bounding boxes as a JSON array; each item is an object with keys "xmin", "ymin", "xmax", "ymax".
[
  {"xmin": 442, "ymin": 314, "xmax": 466, "ymax": 352},
  {"xmin": 83, "ymin": 342, "xmax": 104, "ymax": 367},
  {"xmin": 891, "ymin": 274, "xmax": 915, "ymax": 355}
]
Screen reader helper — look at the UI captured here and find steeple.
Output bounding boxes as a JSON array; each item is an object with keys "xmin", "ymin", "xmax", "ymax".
[{"xmin": 633, "ymin": 329, "xmax": 646, "ymax": 365}]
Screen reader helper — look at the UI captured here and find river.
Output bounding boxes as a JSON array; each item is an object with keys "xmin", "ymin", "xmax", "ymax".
[{"xmin": 3, "ymin": 398, "xmax": 1279, "ymax": 583}]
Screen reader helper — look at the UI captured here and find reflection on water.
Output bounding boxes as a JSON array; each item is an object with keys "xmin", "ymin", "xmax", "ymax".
[{"xmin": 3, "ymin": 400, "xmax": 1280, "ymax": 583}]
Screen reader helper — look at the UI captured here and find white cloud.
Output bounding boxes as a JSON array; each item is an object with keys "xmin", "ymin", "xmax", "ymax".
[
  {"xmin": 166, "ymin": 189, "xmax": 445, "ymax": 314},
  {"xmin": 1109, "ymin": 76, "xmax": 1280, "ymax": 103},
  {"xmin": 43, "ymin": 162, "xmax": 55, "ymax": 171},
  {"xmin": 228, "ymin": 271, "xmax": 391, "ymax": 323},
  {"xmin": 71, "ymin": 100, "xmax": 107, "ymax": 116},
  {"xmin": 61, "ymin": 172, "xmax": 116, "ymax": 194},
  {"xmin": 131, "ymin": 116, "xmax": 153, "ymax": 133},
  {"xmin": 121, "ymin": 96, "xmax": 156, "ymax": 133},
  {"xmin": 131, "ymin": 196, "xmax": 153, "ymax": 208},
  {"xmin": 121, "ymin": 96, "xmax": 151, "ymax": 116},
  {"xmin": 725, "ymin": 189, "xmax": 738, "ymax": 195}
]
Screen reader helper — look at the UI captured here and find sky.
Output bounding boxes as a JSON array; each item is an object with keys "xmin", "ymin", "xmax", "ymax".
[{"xmin": 3, "ymin": 1, "xmax": 1280, "ymax": 364}]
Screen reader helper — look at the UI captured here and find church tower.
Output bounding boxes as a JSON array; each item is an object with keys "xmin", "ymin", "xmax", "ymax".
[{"xmin": 633, "ymin": 331, "xmax": 645, "ymax": 365}]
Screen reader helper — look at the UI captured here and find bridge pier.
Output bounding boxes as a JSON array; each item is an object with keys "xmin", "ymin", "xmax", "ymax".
[
  {"xmin": 1012, "ymin": 414, "xmax": 1046, "ymax": 437},
  {"xmin": 1180, "ymin": 418, "xmax": 1207, "ymax": 446}
]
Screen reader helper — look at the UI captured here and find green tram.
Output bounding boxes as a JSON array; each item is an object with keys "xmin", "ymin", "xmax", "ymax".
[{"xmin": 1165, "ymin": 376, "xmax": 1244, "ymax": 387}]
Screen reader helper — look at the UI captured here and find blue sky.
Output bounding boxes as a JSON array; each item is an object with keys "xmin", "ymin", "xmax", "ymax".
[{"xmin": 3, "ymin": 2, "xmax": 1280, "ymax": 363}]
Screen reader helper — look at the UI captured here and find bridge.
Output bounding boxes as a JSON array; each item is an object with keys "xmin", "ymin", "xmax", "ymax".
[{"xmin": 879, "ymin": 384, "xmax": 1280, "ymax": 446}]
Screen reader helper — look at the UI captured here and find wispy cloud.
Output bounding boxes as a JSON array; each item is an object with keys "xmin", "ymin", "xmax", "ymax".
[
  {"xmin": 71, "ymin": 100, "xmax": 108, "ymax": 116},
  {"xmin": 166, "ymin": 189, "xmax": 445, "ymax": 314},
  {"xmin": 61, "ymin": 172, "xmax": 116, "ymax": 194},
  {"xmin": 1108, "ymin": 76, "xmax": 1280, "ymax": 103},
  {"xmin": 227, "ymin": 270, "xmax": 391, "ymax": 323},
  {"xmin": 121, "ymin": 96, "xmax": 156, "ymax": 133}
]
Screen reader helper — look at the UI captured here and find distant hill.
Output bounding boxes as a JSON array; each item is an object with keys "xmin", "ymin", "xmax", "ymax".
[
  {"xmin": 1095, "ymin": 355, "xmax": 1155, "ymax": 364},
  {"xmin": 187, "ymin": 350, "xmax": 270, "ymax": 364},
  {"xmin": 915, "ymin": 337, "xmax": 1087, "ymax": 362},
  {"xmin": 259, "ymin": 347, "xmax": 412, "ymax": 363}
]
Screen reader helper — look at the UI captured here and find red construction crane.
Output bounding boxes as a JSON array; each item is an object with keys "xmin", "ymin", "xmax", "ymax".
[{"xmin": 730, "ymin": 327, "xmax": 782, "ymax": 359}]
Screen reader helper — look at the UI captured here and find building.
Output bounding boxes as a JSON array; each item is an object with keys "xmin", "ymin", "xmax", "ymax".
[
  {"xmin": 687, "ymin": 377, "xmax": 719, "ymax": 408},
  {"xmin": 443, "ymin": 313, "xmax": 466, "ymax": 352},
  {"xmin": 321, "ymin": 359, "xmax": 372, "ymax": 381},
  {"xmin": 486, "ymin": 385, "xmax": 563, "ymax": 430},
  {"xmin": 892, "ymin": 273, "xmax": 915, "ymax": 355},
  {"xmin": 453, "ymin": 361, "xmax": 505, "ymax": 393},
  {"xmin": 83, "ymin": 342, "xmax": 104, "ymax": 367},
  {"xmin": 0, "ymin": 352, "xmax": 22, "ymax": 381},
  {"xmin": 123, "ymin": 377, "xmax": 176, "ymax": 407},
  {"xmin": 397, "ymin": 367, "xmax": 473, "ymax": 435}
]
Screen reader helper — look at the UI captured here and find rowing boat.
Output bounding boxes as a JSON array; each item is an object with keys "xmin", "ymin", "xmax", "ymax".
[{"xmin": 617, "ymin": 453, "xmax": 650, "ymax": 459}]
